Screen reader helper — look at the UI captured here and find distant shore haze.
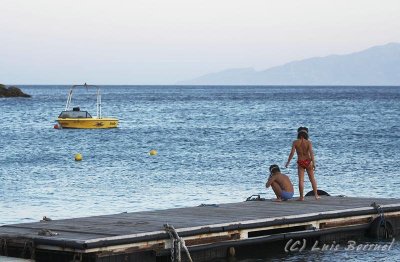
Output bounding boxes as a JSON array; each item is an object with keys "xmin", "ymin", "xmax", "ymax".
[{"xmin": 177, "ymin": 43, "xmax": 400, "ymax": 86}]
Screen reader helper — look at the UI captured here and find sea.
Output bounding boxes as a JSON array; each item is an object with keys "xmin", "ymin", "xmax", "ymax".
[{"xmin": 0, "ymin": 85, "xmax": 399, "ymax": 261}]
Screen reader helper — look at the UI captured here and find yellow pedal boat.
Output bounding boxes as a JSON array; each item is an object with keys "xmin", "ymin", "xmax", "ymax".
[{"xmin": 57, "ymin": 84, "xmax": 118, "ymax": 129}]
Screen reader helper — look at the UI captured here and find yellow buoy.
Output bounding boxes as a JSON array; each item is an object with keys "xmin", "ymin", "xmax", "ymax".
[
  {"xmin": 75, "ymin": 153, "xmax": 83, "ymax": 161},
  {"xmin": 149, "ymin": 149, "xmax": 157, "ymax": 156}
]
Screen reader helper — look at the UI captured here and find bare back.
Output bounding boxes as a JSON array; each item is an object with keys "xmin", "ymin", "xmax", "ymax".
[
  {"xmin": 294, "ymin": 139, "xmax": 311, "ymax": 160},
  {"xmin": 267, "ymin": 173, "xmax": 294, "ymax": 193}
]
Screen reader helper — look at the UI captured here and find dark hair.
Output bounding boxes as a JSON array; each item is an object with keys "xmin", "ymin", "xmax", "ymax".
[
  {"xmin": 297, "ymin": 126, "xmax": 309, "ymax": 140},
  {"xmin": 269, "ymin": 164, "xmax": 280, "ymax": 174}
]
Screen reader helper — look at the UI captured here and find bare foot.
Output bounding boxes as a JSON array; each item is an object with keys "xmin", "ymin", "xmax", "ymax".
[
  {"xmin": 315, "ymin": 195, "xmax": 321, "ymax": 200},
  {"xmin": 297, "ymin": 197, "xmax": 304, "ymax": 201},
  {"xmin": 273, "ymin": 198, "xmax": 282, "ymax": 202}
]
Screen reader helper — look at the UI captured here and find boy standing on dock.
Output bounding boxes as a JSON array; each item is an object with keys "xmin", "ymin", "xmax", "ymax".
[{"xmin": 266, "ymin": 165, "xmax": 294, "ymax": 201}]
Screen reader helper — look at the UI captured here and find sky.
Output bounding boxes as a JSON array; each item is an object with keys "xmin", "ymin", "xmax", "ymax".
[{"xmin": 1, "ymin": 0, "xmax": 400, "ymax": 85}]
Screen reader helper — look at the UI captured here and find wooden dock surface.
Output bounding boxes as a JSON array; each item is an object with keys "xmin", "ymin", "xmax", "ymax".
[{"xmin": 1, "ymin": 196, "xmax": 400, "ymax": 252}]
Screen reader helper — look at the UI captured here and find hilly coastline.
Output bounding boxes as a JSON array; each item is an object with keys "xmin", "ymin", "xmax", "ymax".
[{"xmin": 177, "ymin": 43, "xmax": 400, "ymax": 86}]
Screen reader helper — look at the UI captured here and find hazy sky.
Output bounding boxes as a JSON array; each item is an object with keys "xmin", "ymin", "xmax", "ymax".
[{"xmin": 1, "ymin": 0, "xmax": 399, "ymax": 84}]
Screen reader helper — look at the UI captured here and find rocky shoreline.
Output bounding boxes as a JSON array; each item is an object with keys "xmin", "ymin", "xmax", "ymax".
[{"xmin": 0, "ymin": 84, "xmax": 31, "ymax": 98}]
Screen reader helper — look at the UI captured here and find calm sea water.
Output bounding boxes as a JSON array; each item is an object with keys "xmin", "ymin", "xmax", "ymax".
[{"xmin": 1, "ymin": 85, "xmax": 399, "ymax": 261}]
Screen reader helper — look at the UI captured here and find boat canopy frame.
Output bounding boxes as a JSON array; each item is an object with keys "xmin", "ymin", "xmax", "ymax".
[
  {"xmin": 65, "ymin": 83, "xmax": 102, "ymax": 119},
  {"xmin": 58, "ymin": 110, "xmax": 93, "ymax": 119}
]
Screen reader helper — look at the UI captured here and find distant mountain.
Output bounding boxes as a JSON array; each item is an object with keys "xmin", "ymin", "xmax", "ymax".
[{"xmin": 177, "ymin": 43, "xmax": 400, "ymax": 85}]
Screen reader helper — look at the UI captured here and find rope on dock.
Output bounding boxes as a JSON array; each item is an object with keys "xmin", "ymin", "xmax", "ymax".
[
  {"xmin": 20, "ymin": 240, "xmax": 35, "ymax": 260},
  {"xmin": 198, "ymin": 203, "xmax": 219, "ymax": 207},
  {"xmin": 21, "ymin": 240, "xmax": 28, "ymax": 258},
  {"xmin": 245, "ymin": 194, "xmax": 266, "ymax": 201},
  {"xmin": 72, "ymin": 252, "xmax": 83, "ymax": 262},
  {"xmin": 29, "ymin": 240, "xmax": 36, "ymax": 260},
  {"xmin": 0, "ymin": 238, "xmax": 8, "ymax": 256},
  {"xmin": 371, "ymin": 202, "xmax": 387, "ymax": 234},
  {"xmin": 164, "ymin": 223, "xmax": 193, "ymax": 262},
  {"xmin": 38, "ymin": 228, "xmax": 59, "ymax": 236},
  {"xmin": 370, "ymin": 202, "xmax": 393, "ymax": 239}
]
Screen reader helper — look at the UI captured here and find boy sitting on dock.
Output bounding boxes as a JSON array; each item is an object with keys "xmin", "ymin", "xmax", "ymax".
[{"xmin": 266, "ymin": 165, "xmax": 294, "ymax": 201}]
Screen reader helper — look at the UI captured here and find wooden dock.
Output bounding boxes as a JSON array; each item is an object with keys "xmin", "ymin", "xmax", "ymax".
[{"xmin": 0, "ymin": 196, "xmax": 399, "ymax": 261}]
